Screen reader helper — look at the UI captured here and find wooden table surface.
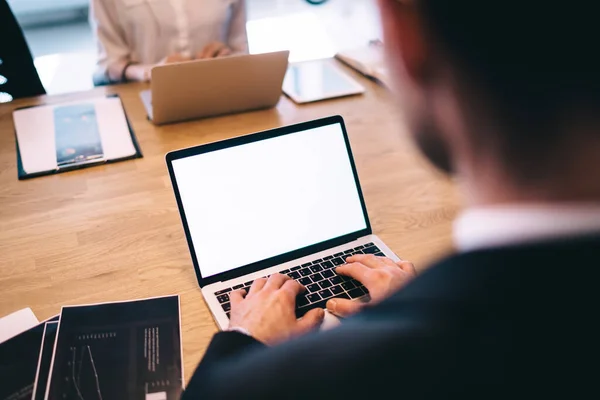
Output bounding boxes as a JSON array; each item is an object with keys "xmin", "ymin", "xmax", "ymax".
[{"xmin": 0, "ymin": 70, "xmax": 460, "ymax": 381}]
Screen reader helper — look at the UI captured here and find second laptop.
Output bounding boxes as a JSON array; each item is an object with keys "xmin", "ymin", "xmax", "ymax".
[{"xmin": 140, "ymin": 50, "xmax": 290, "ymax": 125}]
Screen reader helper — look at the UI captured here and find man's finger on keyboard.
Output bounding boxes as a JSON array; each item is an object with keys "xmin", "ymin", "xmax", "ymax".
[
  {"xmin": 397, "ymin": 261, "xmax": 417, "ymax": 275},
  {"xmin": 281, "ymin": 279, "xmax": 304, "ymax": 297},
  {"xmin": 347, "ymin": 254, "xmax": 395, "ymax": 268},
  {"xmin": 296, "ymin": 308, "xmax": 325, "ymax": 334},
  {"xmin": 248, "ymin": 277, "xmax": 267, "ymax": 296},
  {"xmin": 230, "ymin": 289, "xmax": 247, "ymax": 305},
  {"xmin": 335, "ymin": 262, "xmax": 371, "ymax": 282},
  {"xmin": 326, "ymin": 297, "xmax": 363, "ymax": 318},
  {"xmin": 264, "ymin": 273, "xmax": 289, "ymax": 290}
]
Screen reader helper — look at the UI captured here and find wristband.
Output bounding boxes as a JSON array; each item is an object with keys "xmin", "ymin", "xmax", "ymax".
[{"xmin": 121, "ymin": 62, "xmax": 134, "ymax": 83}]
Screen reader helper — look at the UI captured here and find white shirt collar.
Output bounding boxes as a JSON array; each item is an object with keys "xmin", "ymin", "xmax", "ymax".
[{"xmin": 454, "ymin": 204, "xmax": 600, "ymax": 252}]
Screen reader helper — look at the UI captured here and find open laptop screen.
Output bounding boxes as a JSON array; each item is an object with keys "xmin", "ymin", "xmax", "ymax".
[{"xmin": 170, "ymin": 120, "xmax": 368, "ymax": 279}]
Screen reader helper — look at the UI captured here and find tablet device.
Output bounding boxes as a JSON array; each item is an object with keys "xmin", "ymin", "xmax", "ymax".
[
  {"xmin": 282, "ymin": 59, "xmax": 365, "ymax": 104},
  {"xmin": 54, "ymin": 103, "xmax": 104, "ymax": 167}
]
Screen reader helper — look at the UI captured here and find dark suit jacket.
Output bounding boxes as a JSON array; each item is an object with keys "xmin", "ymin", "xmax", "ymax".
[{"xmin": 183, "ymin": 235, "xmax": 599, "ymax": 399}]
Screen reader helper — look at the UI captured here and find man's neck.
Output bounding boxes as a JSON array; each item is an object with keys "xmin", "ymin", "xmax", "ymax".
[
  {"xmin": 458, "ymin": 137, "xmax": 600, "ymax": 207},
  {"xmin": 461, "ymin": 177, "xmax": 600, "ymax": 207}
]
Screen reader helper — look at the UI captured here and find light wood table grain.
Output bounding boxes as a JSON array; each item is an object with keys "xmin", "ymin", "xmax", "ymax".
[{"xmin": 0, "ymin": 72, "xmax": 460, "ymax": 382}]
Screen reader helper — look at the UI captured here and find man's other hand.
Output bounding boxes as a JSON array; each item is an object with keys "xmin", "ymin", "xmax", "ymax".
[
  {"xmin": 326, "ymin": 255, "xmax": 416, "ymax": 317},
  {"xmin": 228, "ymin": 274, "xmax": 325, "ymax": 345}
]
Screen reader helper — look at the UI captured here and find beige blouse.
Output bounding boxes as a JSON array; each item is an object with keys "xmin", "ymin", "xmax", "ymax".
[{"xmin": 90, "ymin": 0, "xmax": 248, "ymax": 83}]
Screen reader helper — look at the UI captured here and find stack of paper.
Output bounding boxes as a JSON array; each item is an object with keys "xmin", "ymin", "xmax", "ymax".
[
  {"xmin": 0, "ymin": 308, "xmax": 39, "ymax": 344},
  {"xmin": 0, "ymin": 296, "xmax": 182, "ymax": 400}
]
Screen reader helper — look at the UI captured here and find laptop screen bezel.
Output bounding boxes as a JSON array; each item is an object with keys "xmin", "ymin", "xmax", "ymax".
[{"xmin": 165, "ymin": 115, "xmax": 373, "ymax": 288}]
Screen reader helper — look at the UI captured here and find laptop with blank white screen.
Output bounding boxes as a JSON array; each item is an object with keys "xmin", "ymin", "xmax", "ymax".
[{"xmin": 166, "ymin": 115, "xmax": 401, "ymax": 329}]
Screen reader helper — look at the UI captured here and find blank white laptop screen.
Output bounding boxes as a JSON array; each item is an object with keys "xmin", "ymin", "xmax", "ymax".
[{"xmin": 171, "ymin": 123, "xmax": 367, "ymax": 278}]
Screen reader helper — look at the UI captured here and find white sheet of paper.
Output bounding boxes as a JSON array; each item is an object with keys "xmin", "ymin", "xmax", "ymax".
[
  {"xmin": 13, "ymin": 97, "xmax": 137, "ymax": 175},
  {"xmin": 0, "ymin": 307, "xmax": 39, "ymax": 344}
]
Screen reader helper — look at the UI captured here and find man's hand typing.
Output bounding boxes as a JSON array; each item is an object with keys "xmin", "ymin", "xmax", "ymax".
[
  {"xmin": 228, "ymin": 274, "xmax": 325, "ymax": 345},
  {"xmin": 327, "ymin": 254, "xmax": 416, "ymax": 317}
]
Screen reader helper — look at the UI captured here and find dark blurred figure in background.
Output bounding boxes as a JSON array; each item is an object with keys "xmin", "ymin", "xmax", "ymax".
[
  {"xmin": 181, "ymin": 0, "xmax": 600, "ymax": 398},
  {"xmin": 0, "ymin": 0, "xmax": 45, "ymax": 102},
  {"xmin": 90, "ymin": 0, "xmax": 248, "ymax": 85}
]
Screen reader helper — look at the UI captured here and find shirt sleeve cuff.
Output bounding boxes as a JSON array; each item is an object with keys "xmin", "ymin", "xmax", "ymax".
[{"xmin": 227, "ymin": 326, "xmax": 252, "ymax": 337}]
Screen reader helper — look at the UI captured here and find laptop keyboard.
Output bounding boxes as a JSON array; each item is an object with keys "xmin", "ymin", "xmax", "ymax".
[{"xmin": 214, "ymin": 243, "xmax": 385, "ymax": 319}]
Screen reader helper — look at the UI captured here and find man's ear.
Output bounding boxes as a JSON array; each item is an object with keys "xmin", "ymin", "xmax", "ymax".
[{"xmin": 378, "ymin": 0, "xmax": 429, "ymax": 85}]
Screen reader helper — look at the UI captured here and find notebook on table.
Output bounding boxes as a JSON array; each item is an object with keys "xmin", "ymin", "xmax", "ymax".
[{"xmin": 335, "ymin": 39, "xmax": 392, "ymax": 88}]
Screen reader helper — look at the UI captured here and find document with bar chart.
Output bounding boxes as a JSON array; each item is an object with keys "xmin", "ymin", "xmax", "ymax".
[{"xmin": 45, "ymin": 295, "xmax": 182, "ymax": 400}]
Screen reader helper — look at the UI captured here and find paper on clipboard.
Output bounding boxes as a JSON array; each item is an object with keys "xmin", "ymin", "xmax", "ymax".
[{"xmin": 13, "ymin": 96, "xmax": 137, "ymax": 175}]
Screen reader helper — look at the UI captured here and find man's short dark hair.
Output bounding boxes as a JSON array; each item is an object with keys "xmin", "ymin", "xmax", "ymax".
[{"xmin": 418, "ymin": 1, "xmax": 599, "ymax": 177}]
